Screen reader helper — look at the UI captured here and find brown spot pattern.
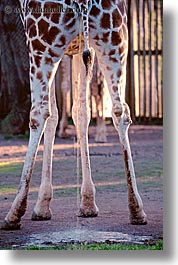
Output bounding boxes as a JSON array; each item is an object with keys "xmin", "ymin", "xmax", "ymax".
[
  {"xmin": 117, "ymin": 69, "xmax": 122, "ymax": 78},
  {"xmin": 112, "ymin": 8, "xmax": 122, "ymax": 28},
  {"xmin": 29, "ymin": 1, "xmax": 42, "ymax": 19},
  {"xmin": 45, "ymin": 57, "xmax": 53, "ymax": 66},
  {"xmin": 113, "ymin": 86, "xmax": 118, "ymax": 92},
  {"xmin": 100, "ymin": 13, "xmax": 110, "ymax": 29},
  {"xmin": 63, "ymin": 11, "xmax": 75, "ymax": 24},
  {"xmin": 65, "ymin": 19, "xmax": 76, "ymax": 30},
  {"xmin": 26, "ymin": 18, "xmax": 37, "ymax": 38},
  {"xmin": 46, "ymin": 71, "xmax": 52, "ymax": 80},
  {"xmin": 90, "ymin": 5, "xmax": 100, "ymax": 16},
  {"xmin": 111, "ymin": 31, "xmax": 122, "ymax": 46},
  {"xmin": 30, "ymin": 118, "xmax": 40, "ymax": 129},
  {"xmin": 34, "ymin": 55, "xmax": 41, "ymax": 68},
  {"xmin": 51, "ymin": 13, "xmax": 60, "ymax": 24},
  {"xmin": 101, "ymin": 32, "xmax": 110, "ymax": 43},
  {"xmin": 43, "ymin": 95, "xmax": 49, "ymax": 101},
  {"xmin": 48, "ymin": 48, "xmax": 60, "ymax": 58},
  {"xmin": 31, "ymin": 66, "xmax": 35, "ymax": 74},
  {"xmin": 102, "ymin": 0, "xmax": 111, "ymax": 10},
  {"xmin": 36, "ymin": 71, "xmax": 43, "ymax": 80},
  {"xmin": 56, "ymin": 35, "xmax": 66, "ymax": 48},
  {"xmin": 38, "ymin": 19, "xmax": 60, "ymax": 45},
  {"xmin": 32, "ymin": 39, "xmax": 46, "ymax": 52},
  {"xmin": 119, "ymin": 42, "xmax": 127, "ymax": 55},
  {"xmin": 109, "ymin": 49, "xmax": 116, "ymax": 56}
]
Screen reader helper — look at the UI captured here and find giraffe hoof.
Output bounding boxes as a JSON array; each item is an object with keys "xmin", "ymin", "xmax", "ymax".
[
  {"xmin": 78, "ymin": 209, "xmax": 98, "ymax": 218},
  {"xmin": 78, "ymin": 205, "xmax": 99, "ymax": 218},
  {"xmin": 1, "ymin": 220, "xmax": 21, "ymax": 230},
  {"xmin": 31, "ymin": 210, "xmax": 52, "ymax": 221},
  {"xmin": 130, "ymin": 211, "xmax": 147, "ymax": 225}
]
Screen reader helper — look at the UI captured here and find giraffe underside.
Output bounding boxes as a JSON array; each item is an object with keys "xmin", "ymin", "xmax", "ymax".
[
  {"xmin": 1, "ymin": 0, "xmax": 147, "ymax": 230},
  {"xmin": 65, "ymin": 35, "xmax": 85, "ymax": 56}
]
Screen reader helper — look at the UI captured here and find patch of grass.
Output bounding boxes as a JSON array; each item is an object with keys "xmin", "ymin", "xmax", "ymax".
[
  {"xmin": 16, "ymin": 132, "xmax": 29, "ymax": 140},
  {"xmin": 54, "ymin": 187, "xmax": 78, "ymax": 198},
  {"xmin": 0, "ymin": 161, "xmax": 23, "ymax": 175},
  {"xmin": 0, "ymin": 185, "xmax": 17, "ymax": 195},
  {"xmin": 4, "ymin": 135, "xmax": 13, "ymax": 140},
  {"xmin": 96, "ymin": 184, "xmax": 124, "ymax": 193},
  {"xmin": 24, "ymin": 240, "xmax": 163, "ymax": 250},
  {"xmin": 137, "ymin": 177, "xmax": 163, "ymax": 193},
  {"xmin": 135, "ymin": 160, "xmax": 163, "ymax": 179}
]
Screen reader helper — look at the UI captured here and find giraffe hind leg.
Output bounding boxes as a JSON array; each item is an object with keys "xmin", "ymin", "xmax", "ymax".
[
  {"xmin": 94, "ymin": 47, "xmax": 147, "ymax": 225},
  {"xmin": 112, "ymin": 103, "xmax": 147, "ymax": 225},
  {"xmin": 72, "ymin": 52, "xmax": 99, "ymax": 217}
]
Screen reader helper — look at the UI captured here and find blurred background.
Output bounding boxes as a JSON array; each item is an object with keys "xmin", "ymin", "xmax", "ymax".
[{"xmin": 0, "ymin": 0, "xmax": 163, "ymax": 135}]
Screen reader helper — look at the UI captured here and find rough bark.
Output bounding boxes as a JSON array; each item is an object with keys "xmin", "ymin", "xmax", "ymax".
[{"xmin": 0, "ymin": 0, "xmax": 30, "ymax": 134}]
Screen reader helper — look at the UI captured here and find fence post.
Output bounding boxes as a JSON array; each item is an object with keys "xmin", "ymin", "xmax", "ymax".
[{"xmin": 126, "ymin": 0, "xmax": 135, "ymax": 121}]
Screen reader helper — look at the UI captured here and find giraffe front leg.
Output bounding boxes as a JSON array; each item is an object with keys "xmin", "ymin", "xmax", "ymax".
[
  {"xmin": 112, "ymin": 102, "xmax": 147, "ymax": 225},
  {"xmin": 1, "ymin": 104, "xmax": 49, "ymax": 230},
  {"xmin": 1, "ymin": 59, "xmax": 59, "ymax": 229},
  {"xmin": 32, "ymin": 79, "xmax": 58, "ymax": 221}
]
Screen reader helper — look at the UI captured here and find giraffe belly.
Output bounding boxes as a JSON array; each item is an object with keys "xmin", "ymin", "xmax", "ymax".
[{"xmin": 65, "ymin": 35, "xmax": 84, "ymax": 56}]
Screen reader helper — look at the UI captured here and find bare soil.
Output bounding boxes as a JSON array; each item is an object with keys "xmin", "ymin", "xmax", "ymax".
[{"xmin": 0, "ymin": 125, "xmax": 163, "ymax": 249}]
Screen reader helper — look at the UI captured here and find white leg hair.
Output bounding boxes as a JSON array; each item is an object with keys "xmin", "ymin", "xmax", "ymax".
[{"xmin": 32, "ymin": 78, "xmax": 58, "ymax": 220}]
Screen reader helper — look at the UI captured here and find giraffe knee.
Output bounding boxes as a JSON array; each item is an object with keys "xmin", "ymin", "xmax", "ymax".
[
  {"xmin": 112, "ymin": 104, "xmax": 123, "ymax": 118},
  {"xmin": 112, "ymin": 103, "xmax": 132, "ymax": 127},
  {"xmin": 72, "ymin": 103, "xmax": 91, "ymax": 134},
  {"xmin": 123, "ymin": 103, "xmax": 132, "ymax": 124},
  {"xmin": 29, "ymin": 107, "xmax": 51, "ymax": 130},
  {"xmin": 30, "ymin": 118, "xmax": 40, "ymax": 130}
]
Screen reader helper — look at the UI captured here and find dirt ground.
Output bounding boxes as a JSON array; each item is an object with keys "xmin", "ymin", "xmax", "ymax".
[{"xmin": 0, "ymin": 125, "xmax": 163, "ymax": 249}]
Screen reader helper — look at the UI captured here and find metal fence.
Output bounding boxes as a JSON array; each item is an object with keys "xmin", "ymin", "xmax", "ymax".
[{"xmin": 126, "ymin": 0, "xmax": 163, "ymax": 122}]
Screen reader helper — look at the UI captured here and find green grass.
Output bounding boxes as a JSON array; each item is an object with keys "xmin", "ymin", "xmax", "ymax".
[
  {"xmin": 3, "ymin": 133, "xmax": 29, "ymax": 140},
  {"xmin": 54, "ymin": 187, "xmax": 78, "ymax": 198},
  {"xmin": 0, "ymin": 185, "xmax": 17, "ymax": 195},
  {"xmin": 0, "ymin": 161, "xmax": 23, "ymax": 175},
  {"xmin": 24, "ymin": 241, "xmax": 163, "ymax": 250},
  {"xmin": 16, "ymin": 132, "xmax": 29, "ymax": 140},
  {"xmin": 4, "ymin": 135, "xmax": 13, "ymax": 140}
]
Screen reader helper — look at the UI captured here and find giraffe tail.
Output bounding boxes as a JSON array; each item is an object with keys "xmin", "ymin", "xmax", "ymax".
[
  {"xmin": 81, "ymin": 2, "xmax": 92, "ymax": 75},
  {"xmin": 82, "ymin": 50, "xmax": 92, "ymax": 76}
]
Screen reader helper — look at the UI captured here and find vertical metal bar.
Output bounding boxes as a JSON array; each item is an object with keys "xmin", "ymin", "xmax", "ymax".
[
  {"xmin": 131, "ymin": 0, "xmax": 136, "ymax": 120},
  {"xmin": 142, "ymin": 0, "xmax": 146, "ymax": 119},
  {"xmin": 160, "ymin": 0, "xmax": 163, "ymax": 119},
  {"xmin": 126, "ymin": 0, "xmax": 130, "ymax": 113},
  {"xmin": 70, "ymin": 55, "xmax": 73, "ymax": 114},
  {"xmin": 148, "ymin": 0, "xmax": 152, "ymax": 120},
  {"xmin": 158, "ymin": 0, "xmax": 163, "ymax": 119},
  {"xmin": 136, "ymin": 0, "xmax": 141, "ymax": 120},
  {"xmin": 126, "ymin": 0, "xmax": 135, "ymax": 120},
  {"xmin": 154, "ymin": 0, "xmax": 159, "ymax": 118}
]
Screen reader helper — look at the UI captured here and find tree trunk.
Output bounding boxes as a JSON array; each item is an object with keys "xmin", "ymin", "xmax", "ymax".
[{"xmin": 0, "ymin": 0, "xmax": 30, "ymax": 134}]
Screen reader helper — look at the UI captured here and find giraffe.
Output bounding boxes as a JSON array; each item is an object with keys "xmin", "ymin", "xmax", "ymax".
[
  {"xmin": 56, "ymin": 54, "xmax": 107, "ymax": 142},
  {"xmin": 56, "ymin": 55, "xmax": 71, "ymax": 138},
  {"xmin": 1, "ymin": 0, "xmax": 147, "ymax": 230},
  {"xmin": 90, "ymin": 55, "xmax": 107, "ymax": 142}
]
